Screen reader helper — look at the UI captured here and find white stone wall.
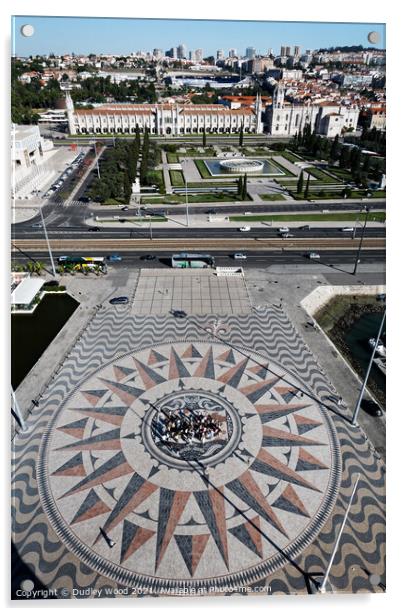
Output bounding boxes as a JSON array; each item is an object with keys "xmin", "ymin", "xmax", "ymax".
[{"xmin": 301, "ymin": 285, "xmax": 386, "ymax": 317}]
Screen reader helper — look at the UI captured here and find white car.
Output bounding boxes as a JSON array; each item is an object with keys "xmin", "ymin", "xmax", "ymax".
[
  {"xmin": 279, "ymin": 227, "xmax": 290, "ymax": 233},
  {"xmin": 308, "ymin": 252, "xmax": 321, "ymax": 260},
  {"xmin": 341, "ymin": 227, "xmax": 354, "ymax": 232},
  {"xmin": 239, "ymin": 226, "xmax": 251, "ymax": 232},
  {"xmin": 233, "ymin": 253, "xmax": 247, "ymax": 260}
]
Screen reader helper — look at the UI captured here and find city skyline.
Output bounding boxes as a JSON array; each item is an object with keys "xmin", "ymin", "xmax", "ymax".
[{"xmin": 12, "ymin": 16, "xmax": 385, "ymax": 58}]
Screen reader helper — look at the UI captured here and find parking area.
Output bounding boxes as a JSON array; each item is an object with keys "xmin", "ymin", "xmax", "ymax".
[{"xmin": 132, "ymin": 268, "xmax": 250, "ymax": 314}]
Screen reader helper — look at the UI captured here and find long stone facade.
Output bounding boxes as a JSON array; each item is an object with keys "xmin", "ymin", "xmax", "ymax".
[{"xmin": 66, "ymin": 92, "xmax": 263, "ymax": 136}]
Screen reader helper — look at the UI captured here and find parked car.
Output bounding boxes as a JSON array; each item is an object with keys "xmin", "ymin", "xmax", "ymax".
[
  {"xmin": 233, "ymin": 253, "xmax": 247, "ymax": 260},
  {"xmin": 107, "ymin": 254, "xmax": 122, "ymax": 262},
  {"xmin": 376, "ymin": 293, "xmax": 386, "ymax": 301},
  {"xmin": 172, "ymin": 309, "xmax": 187, "ymax": 318},
  {"xmin": 279, "ymin": 227, "xmax": 290, "ymax": 233},
  {"xmin": 121, "ymin": 206, "xmax": 129, "ymax": 211},
  {"xmin": 109, "ymin": 296, "xmax": 129, "ymax": 305},
  {"xmin": 31, "ymin": 223, "xmax": 43, "ymax": 228},
  {"xmin": 307, "ymin": 252, "xmax": 321, "ymax": 260},
  {"xmin": 239, "ymin": 226, "xmax": 251, "ymax": 232},
  {"xmin": 279, "ymin": 233, "xmax": 295, "ymax": 238},
  {"xmin": 88, "ymin": 226, "xmax": 100, "ymax": 232},
  {"xmin": 140, "ymin": 254, "xmax": 156, "ymax": 261},
  {"xmin": 360, "ymin": 399, "xmax": 383, "ymax": 417},
  {"xmin": 341, "ymin": 227, "xmax": 354, "ymax": 232},
  {"xmin": 299, "ymin": 224, "xmax": 310, "ymax": 230}
]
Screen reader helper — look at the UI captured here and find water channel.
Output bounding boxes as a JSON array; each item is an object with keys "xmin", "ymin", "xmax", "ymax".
[{"xmin": 12, "ymin": 293, "xmax": 79, "ymax": 389}]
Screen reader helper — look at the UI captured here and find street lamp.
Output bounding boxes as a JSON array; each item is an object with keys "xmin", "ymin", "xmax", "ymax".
[
  {"xmin": 93, "ymin": 141, "xmax": 100, "ymax": 179},
  {"xmin": 352, "ymin": 206, "xmax": 370, "ymax": 276},
  {"xmin": 185, "ymin": 177, "xmax": 190, "ymax": 227},
  {"xmin": 39, "ymin": 206, "xmax": 57, "ymax": 277}
]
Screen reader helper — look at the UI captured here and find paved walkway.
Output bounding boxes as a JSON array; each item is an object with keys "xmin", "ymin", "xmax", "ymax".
[
  {"xmin": 11, "ymin": 299, "xmax": 385, "ymax": 596},
  {"xmin": 159, "ymin": 150, "xmax": 173, "ymax": 194}
]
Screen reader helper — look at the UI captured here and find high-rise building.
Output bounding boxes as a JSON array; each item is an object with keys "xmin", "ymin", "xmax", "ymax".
[
  {"xmin": 153, "ymin": 48, "xmax": 163, "ymax": 59},
  {"xmin": 216, "ymin": 49, "xmax": 225, "ymax": 61},
  {"xmin": 285, "ymin": 46, "xmax": 292, "ymax": 56},
  {"xmin": 166, "ymin": 47, "xmax": 178, "ymax": 59},
  {"xmin": 228, "ymin": 48, "xmax": 237, "ymax": 58},
  {"xmin": 294, "ymin": 45, "xmax": 301, "ymax": 57},
  {"xmin": 280, "ymin": 45, "xmax": 287, "ymax": 57},
  {"xmin": 267, "ymin": 48, "xmax": 274, "ymax": 57},
  {"xmin": 245, "ymin": 47, "xmax": 256, "ymax": 59},
  {"xmin": 194, "ymin": 48, "xmax": 203, "ymax": 62},
  {"xmin": 177, "ymin": 44, "xmax": 186, "ymax": 59}
]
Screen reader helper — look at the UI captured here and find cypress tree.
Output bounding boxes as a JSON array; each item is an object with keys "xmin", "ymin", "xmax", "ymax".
[
  {"xmin": 242, "ymin": 173, "xmax": 248, "ymax": 200},
  {"xmin": 202, "ymin": 126, "xmax": 207, "ymax": 147},
  {"xmin": 330, "ymin": 134, "xmax": 339, "ymax": 161},
  {"xmin": 304, "ymin": 172, "xmax": 310, "ymax": 199},
  {"xmin": 297, "ymin": 171, "xmax": 304, "ymax": 194},
  {"xmin": 239, "ymin": 122, "xmax": 244, "ymax": 147},
  {"xmin": 237, "ymin": 176, "xmax": 243, "ymax": 197}
]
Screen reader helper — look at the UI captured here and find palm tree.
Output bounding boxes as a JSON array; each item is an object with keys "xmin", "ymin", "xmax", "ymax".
[{"xmin": 33, "ymin": 261, "xmax": 45, "ymax": 275}]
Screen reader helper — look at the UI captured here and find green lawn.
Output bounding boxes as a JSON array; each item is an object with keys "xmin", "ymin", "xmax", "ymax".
[
  {"xmin": 96, "ymin": 216, "xmax": 167, "ymax": 223},
  {"xmin": 229, "ymin": 212, "xmax": 386, "ymax": 223},
  {"xmin": 167, "ymin": 152, "xmax": 179, "ymax": 163},
  {"xmin": 280, "ymin": 151, "xmax": 303, "ymax": 164},
  {"xmin": 260, "ymin": 194, "xmax": 286, "ymax": 201},
  {"xmin": 292, "ymin": 189, "xmax": 386, "ymax": 200},
  {"xmin": 305, "ymin": 167, "xmax": 338, "ymax": 184},
  {"xmin": 169, "ymin": 170, "xmax": 185, "ymax": 187},
  {"xmin": 142, "ymin": 192, "xmax": 249, "ymax": 204},
  {"xmin": 194, "ymin": 159, "xmax": 212, "ymax": 179}
]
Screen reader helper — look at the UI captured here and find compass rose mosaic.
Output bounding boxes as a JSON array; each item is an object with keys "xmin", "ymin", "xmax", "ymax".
[{"xmin": 38, "ymin": 341, "xmax": 341, "ymax": 592}]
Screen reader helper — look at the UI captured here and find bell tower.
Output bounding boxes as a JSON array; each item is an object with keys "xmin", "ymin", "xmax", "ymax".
[
  {"xmin": 65, "ymin": 89, "xmax": 76, "ymax": 135},
  {"xmin": 273, "ymin": 84, "xmax": 285, "ymax": 109}
]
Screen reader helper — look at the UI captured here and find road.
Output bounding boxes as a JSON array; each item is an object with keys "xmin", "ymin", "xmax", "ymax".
[{"xmin": 11, "ymin": 248, "xmax": 385, "ymax": 269}]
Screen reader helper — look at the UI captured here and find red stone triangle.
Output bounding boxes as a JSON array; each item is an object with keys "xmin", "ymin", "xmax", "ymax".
[
  {"xmin": 71, "ymin": 490, "xmax": 111, "ymax": 525},
  {"xmin": 218, "ymin": 358, "xmax": 248, "ymax": 387},
  {"xmin": 279, "ymin": 484, "xmax": 310, "ymax": 518},
  {"xmin": 263, "ymin": 425, "xmax": 325, "ymax": 447},
  {"xmin": 191, "ymin": 534, "xmax": 210, "ymax": 574},
  {"xmin": 293, "ymin": 414, "xmax": 322, "ymax": 429},
  {"xmin": 254, "ymin": 447, "xmax": 321, "ymax": 493},
  {"xmin": 237, "ymin": 471, "xmax": 288, "ymax": 537},
  {"xmin": 275, "ymin": 386, "xmax": 298, "ymax": 396},
  {"xmin": 297, "ymin": 448, "xmax": 329, "ymax": 470},
  {"xmin": 57, "ymin": 419, "xmax": 87, "ymax": 439},
  {"xmin": 156, "ymin": 491, "xmax": 191, "ymax": 570},
  {"xmin": 209, "ymin": 487, "xmax": 229, "ymax": 568},
  {"xmin": 121, "ymin": 523, "xmax": 155, "ymax": 563},
  {"xmin": 193, "ymin": 346, "xmax": 214, "ymax": 379},
  {"xmin": 82, "ymin": 390, "xmax": 107, "ymax": 406},
  {"xmin": 181, "ymin": 344, "xmax": 202, "ymax": 359},
  {"xmin": 244, "ymin": 515, "xmax": 263, "ymax": 559},
  {"xmin": 103, "ymin": 479, "xmax": 159, "ymax": 536}
]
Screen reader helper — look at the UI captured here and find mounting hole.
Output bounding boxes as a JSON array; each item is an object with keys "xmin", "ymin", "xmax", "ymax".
[
  {"xmin": 20, "ymin": 579, "xmax": 34, "ymax": 591},
  {"xmin": 20, "ymin": 24, "xmax": 34, "ymax": 37},
  {"xmin": 367, "ymin": 31, "xmax": 380, "ymax": 44}
]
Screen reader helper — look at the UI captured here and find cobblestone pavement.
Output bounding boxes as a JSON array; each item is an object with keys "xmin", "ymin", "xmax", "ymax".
[{"xmin": 12, "ymin": 277, "xmax": 385, "ymax": 597}]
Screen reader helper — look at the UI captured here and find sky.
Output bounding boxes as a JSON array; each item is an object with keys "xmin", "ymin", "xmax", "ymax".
[{"xmin": 12, "ymin": 16, "xmax": 386, "ymax": 58}]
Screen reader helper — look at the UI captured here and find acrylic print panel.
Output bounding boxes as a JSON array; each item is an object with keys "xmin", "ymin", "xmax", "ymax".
[{"xmin": 11, "ymin": 14, "xmax": 386, "ymax": 601}]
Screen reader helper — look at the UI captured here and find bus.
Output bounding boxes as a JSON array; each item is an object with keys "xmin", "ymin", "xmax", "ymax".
[
  {"xmin": 57, "ymin": 256, "xmax": 107, "ymax": 272},
  {"xmin": 171, "ymin": 253, "xmax": 215, "ymax": 269}
]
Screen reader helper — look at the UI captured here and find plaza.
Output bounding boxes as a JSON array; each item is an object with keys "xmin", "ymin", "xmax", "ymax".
[{"xmin": 11, "ymin": 266, "xmax": 385, "ymax": 597}]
